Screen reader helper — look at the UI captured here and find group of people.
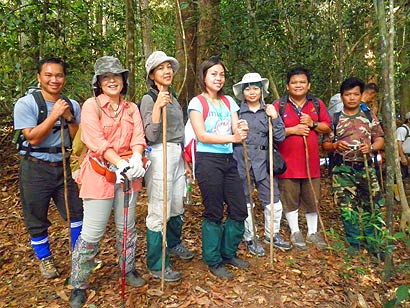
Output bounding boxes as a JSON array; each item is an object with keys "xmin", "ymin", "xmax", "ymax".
[{"xmin": 14, "ymin": 52, "xmax": 386, "ymax": 308}]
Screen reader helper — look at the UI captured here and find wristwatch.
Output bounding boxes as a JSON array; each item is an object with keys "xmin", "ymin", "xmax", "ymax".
[
  {"xmin": 370, "ymin": 145, "xmax": 375, "ymax": 152},
  {"xmin": 311, "ymin": 121, "xmax": 318, "ymax": 129},
  {"xmin": 66, "ymin": 117, "xmax": 76, "ymax": 124}
]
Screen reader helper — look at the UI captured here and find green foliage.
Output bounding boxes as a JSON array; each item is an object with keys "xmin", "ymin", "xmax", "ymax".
[{"xmin": 383, "ymin": 285, "xmax": 410, "ymax": 308}]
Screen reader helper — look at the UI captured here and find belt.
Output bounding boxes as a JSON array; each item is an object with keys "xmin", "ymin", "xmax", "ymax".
[
  {"xmin": 25, "ymin": 155, "xmax": 66, "ymax": 167},
  {"xmin": 246, "ymin": 145, "xmax": 268, "ymax": 150},
  {"xmin": 342, "ymin": 160, "xmax": 372, "ymax": 169}
]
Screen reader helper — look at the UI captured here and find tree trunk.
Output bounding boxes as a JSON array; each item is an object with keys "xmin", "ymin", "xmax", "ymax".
[
  {"xmin": 125, "ymin": 0, "xmax": 136, "ymax": 102},
  {"xmin": 139, "ymin": 0, "xmax": 153, "ymax": 60},
  {"xmin": 196, "ymin": 0, "xmax": 221, "ymax": 70},
  {"xmin": 174, "ymin": 0, "xmax": 198, "ymax": 112}
]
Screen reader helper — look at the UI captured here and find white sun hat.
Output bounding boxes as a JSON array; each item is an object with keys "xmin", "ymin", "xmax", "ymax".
[{"xmin": 232, "ymin": 72, "xmax": 269, "ymax": 101}]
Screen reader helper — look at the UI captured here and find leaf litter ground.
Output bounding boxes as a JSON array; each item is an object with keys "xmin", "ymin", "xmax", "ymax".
[{"xmin": 1, "ymin": 123, "xmax": 410, "ymax": 308}]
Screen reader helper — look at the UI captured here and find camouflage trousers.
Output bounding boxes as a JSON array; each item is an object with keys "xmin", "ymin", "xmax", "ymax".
[{"xmin": 332, "ymin": 164, "xmax": 385, "ymax": 252}]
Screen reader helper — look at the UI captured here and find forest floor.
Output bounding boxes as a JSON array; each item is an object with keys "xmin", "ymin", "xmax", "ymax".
[{"xmin": 1, "ymin": 121, "xmax": 410, "ymax": 308}]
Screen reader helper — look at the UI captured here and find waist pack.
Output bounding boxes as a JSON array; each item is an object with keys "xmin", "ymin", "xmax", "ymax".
[
  {"xmin": 267, "ymin": 148, "xmax": 287, "ymax": 176},
  {"xmin": 89, "ymin": 151, "xmax": 133, "ymax": 183}
]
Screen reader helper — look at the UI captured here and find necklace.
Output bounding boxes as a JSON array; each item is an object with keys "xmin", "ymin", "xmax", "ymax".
[{"xmin": 109, "ymin": 102, "xmax": 121, "ymax": 118}]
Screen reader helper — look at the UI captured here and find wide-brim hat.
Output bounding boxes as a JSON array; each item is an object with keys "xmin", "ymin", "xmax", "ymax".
[
  {"xmin": 92, "ymin": 56, "xmax": 129, "ymax": 87},
  {"xmin": 145, "ymin": 51, "xmax": 179, "ymax": 82},
  {"xmin": 233, "ymin": 73, "xmax": 269, "ymax": 101}
]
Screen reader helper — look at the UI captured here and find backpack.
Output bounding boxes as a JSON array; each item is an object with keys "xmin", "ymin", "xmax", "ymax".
[
  {"xmin": 183, "ymin": 94, "xmax": 231, "ymax": 169},
  {"xmin": 12, "ymin": 88, "xmax": 74, "ymax": 153},
  {"xmin": 278, "ymin": 94, "xmax": 320, "ymax": 118}
]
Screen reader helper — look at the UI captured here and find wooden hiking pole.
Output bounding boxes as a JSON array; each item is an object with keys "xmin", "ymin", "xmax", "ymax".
[
  {"xmin": 268, "ymin": 118, "xmax": 275, "ymax": 264},
  {"xmin": 363, "ymin": 153, "xmax": 375, "ymax": 212},
  {"xmin": 60, "ymin": 118, "xmax": 72, "ymax": 252},
  {"xmin": 161, "ymin": 106, "xmax": 168, "ymax": 292},
  {"xmin": 302, "ymin": 136, "xmax": 331, "ymax": 250},
  {"xmin": 242, "ymin": 141, "xmax": 259, "ymax": 265}
]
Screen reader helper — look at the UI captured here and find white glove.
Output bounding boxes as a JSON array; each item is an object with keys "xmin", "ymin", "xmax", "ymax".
[
  {"xmin": 115, "ymin": 168, "xmax": 125, "ymax": 184},
  {"xmin": 116, "ymin": 159, "xmax": 133, "ymax": 181},
  {"xmin": 128, "ymin": 152, "xmax": 145, "ymax": 179}
]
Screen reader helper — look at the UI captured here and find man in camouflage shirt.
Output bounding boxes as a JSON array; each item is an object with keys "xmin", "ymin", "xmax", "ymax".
[{"xmin": 322, "ymin": 77, "xmax": 384, "ymax": 257}]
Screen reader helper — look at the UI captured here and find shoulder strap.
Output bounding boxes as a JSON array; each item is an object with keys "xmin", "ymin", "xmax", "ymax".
[
  {"xmin": 32, "ymin": 91, "xmax": 48, "ymax": 124},
  {"xmin": 61, "ymin": 95, "xmax": 74, "ymax": 116},
  {"xmin": 219, "ymin": 95, "xmax": 231, "ymax": 110},
  {"xmin": 308, "ymin": 95, "xmax": 320, "ymax": 116},
  {"xmin": 196, "ymin": 94, "xmax": 209, "ymax": 120},
  {"xmin": 332, "ymin": 111, "xmax": 342, "ymax": 141},
  {"xmin": 402, "ymin": 124, "xmax": 410, "ymax": 140},
  {"xmin": 278, "ymin": 96, "xmax": 288, "ymax": 117},
  {"xmin": 363, "ymin": 109, "xmax": 373, "ymax": 123}
]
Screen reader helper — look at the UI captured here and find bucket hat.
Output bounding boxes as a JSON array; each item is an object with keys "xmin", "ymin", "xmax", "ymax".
[
  {"xmin": 406, "ymin": 112, "xmax": 410, "ymax": 120},
  {"xmin": 92, "ymin": 56, "xmax": 129, "ymax": 89},
  {"xmin": 145, "ymin": 51, "xmax": 179, "ymax": 82},
  {"xmin": 233, "ymin": 73, "xmax": 269, "ymax": 101}
]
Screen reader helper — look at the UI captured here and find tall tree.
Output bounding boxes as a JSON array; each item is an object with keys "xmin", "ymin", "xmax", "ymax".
[{"xmin": 126, "ymin": 0, "xmax": 136, "ymax": 101}]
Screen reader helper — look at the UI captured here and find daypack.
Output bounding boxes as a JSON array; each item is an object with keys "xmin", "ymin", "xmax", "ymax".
[
  {"xmin": 13, "ymin": 87, "xmax": 74, "ymax": 153},
  {"xmin": 183, "ymin": 94, "xmax": 231, "ymax": 169},
  {"xmin": 278, "ymin": 94, "xmax": 320, "ymax": 118}
]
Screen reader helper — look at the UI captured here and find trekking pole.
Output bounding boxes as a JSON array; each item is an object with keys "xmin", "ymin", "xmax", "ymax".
[
  {"xmin": 120, "ymin": 175, "xmax": 131, "ymax": 308},
  {"xmin": 242, "ymin": 141, "xmax": 259, "ymax": 264},
  {"xmin": 60, "ymin": 118, "xmax": 72, "ymax": 252},
  {"xmin": 302, "ymin": 136, "xmax": 330, "ymax": 249},
  {"xmin": 161, "ymin": 106, "xmax": 168, "ymax": 292},
  {"xmin": 268, "ymin": 118, "xmax": 275, "ymax": 264},
  {"xmin": 363, "ymin": 153, "xmax": 375, "ymax": 213}
]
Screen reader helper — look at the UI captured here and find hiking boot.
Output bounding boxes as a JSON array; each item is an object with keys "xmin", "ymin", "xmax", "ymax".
[
  {"xmin": 39, "ymin": 256, "xmax": 58, "ymax": 279},
  {"xmin": 69, "ymin": 288, "xmax": 86, "ymax": 308},
  {"xmin": 209, "ymin": 264, "xmax": 233, "ymax": 280},
  {"xmin": 264, "ymin": 234, "xmax": 293, "ymax": 251},
  {"xmin": 290, "ymin": 231, "xmax": 307, "ymax": 250},
  {"xmin": 306, "ymin": 232, "xmax": 327, "ymax": 249},
  {"xmin": 222, "ymin": 256, "xmax": 250, "ymax": 269},
  {"xmin": 246, "ymin": 239, "xmax": 265, "ymax": 256},
  {"xmin": 126, "ymin": 269, "xmax": 146, "ymax": 287},
  {"xmin": 168, "ymin": 243, "xmax": 195, "ymax": 260},
  {"xmin": 150, "ymin": 266, "xmax": 181, "ymax": 282}
]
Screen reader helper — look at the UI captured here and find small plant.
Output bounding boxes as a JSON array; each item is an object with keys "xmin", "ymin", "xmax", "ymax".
[{"xmin": 383, "ymin": 285, "xmax": 410, "ymax": 308}]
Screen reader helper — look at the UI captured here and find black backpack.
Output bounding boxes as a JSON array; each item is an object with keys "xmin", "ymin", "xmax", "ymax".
[
  {"xmin": 277, "ymin": 94, "xmax": 321, "ymax": 119},
  {"xmin": 12, "ymin": 88, "xmax": 74, "ymax": 153}
]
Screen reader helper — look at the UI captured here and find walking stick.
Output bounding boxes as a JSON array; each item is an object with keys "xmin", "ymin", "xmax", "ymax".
[
  {"xmin": 161, "ymin": 106, "xmax": 168, "ymax": 292},
  {"xmin": 120, "ymin": 176, "xmax": 131, "ymax": 308},
  {"xmin": 60, "ymin": 118, "xmax": 72, "ymax": 251},
  {"xmin": 363, "ymin": 153, "xmax": 375, "ymax": 211},
  {"xmin": 268, "ymin": 118, "xmax": 275, "ymax": 264},
  {"xmin": 302, "ymin": 136, "xmax": 330, "ymax": 249},
  {"xmin": 242, "ymin": 141, "xmax": 259, "ymax": 264}
]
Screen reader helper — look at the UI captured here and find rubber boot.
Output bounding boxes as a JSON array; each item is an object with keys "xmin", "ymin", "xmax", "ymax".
[
  {"xmin": 70, "ymin": 236, "xmax": 99, "ymax": 289},
  {"xmin": 167, "ymin": 215, "xmax": 183, "ymax": 249},
  {"xmin": 116, "ymin": 228, "xmax": 146, "ymax": 287},
  {"xmin": 221, "ymin": 218, "xmax": 244, "ymax": 259},
  {"xmin": 146, "ymin": 229, "xmax": 169, "ymax": 271},
  {"xmin": 201, "ymin": 219, "xmax": 223, "ymax": 266}
]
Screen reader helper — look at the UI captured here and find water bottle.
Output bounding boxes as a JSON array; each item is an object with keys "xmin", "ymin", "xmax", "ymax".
[{"xmin": 184, "ymin": 174, "xmax": 193, "ymax": 205}]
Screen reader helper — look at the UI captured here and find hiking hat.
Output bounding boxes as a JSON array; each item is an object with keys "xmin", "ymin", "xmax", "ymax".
[
  {"xmin": 92, "ymin": 56, "xmax": 129, "ymax": 95},
  {"xmin": 233, "ymin": 73, "xmax": 269, "ymax": 101},
  {"xmin": 145, "ymin": 51, "xmax": 179, "ymax": 83},
  {"xmin": 406, "ymin": 112, "xmax": 410, "ymax": 120}
]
